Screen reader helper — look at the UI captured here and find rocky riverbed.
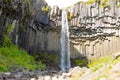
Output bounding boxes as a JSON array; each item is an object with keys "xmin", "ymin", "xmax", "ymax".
[{"xmin": 1, "ymin": 61, "xmax": 120, "ymax": 80}]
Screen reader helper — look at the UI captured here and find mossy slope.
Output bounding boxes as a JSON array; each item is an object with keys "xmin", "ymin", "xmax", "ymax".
[{"xmin": 0, "ymin": 46, "xmax": 45, "ymax": 72}]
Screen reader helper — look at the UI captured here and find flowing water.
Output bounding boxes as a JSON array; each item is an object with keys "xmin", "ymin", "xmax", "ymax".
[{"xmin": 60, "ymin": 10, "xmax": 71, "ymax": 71}]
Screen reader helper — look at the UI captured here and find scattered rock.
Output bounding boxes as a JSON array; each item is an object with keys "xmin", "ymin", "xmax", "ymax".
[
  {"xmin": 99, "ymin": 78, "xmax": 106, "ymax": 80},
  {"xmin": 111, "ymin": 62, "xmax": 120, "ymax": 72},
  {"xmin": 69, "ymin": 66, "xmax": 81, "ymax": 74},
  {"xmin": 61, "ymin": 72, "xmax": 71, "ymax": 79},
  {"xmin": 38, "ymin": 76, "xmax": 44, "ymax": 80},
  {"xmin": 52, "ymin": 76, "xmax": 58, "ymax": 80},
  {"xmin": 31, "ymin": 78, "xmax": 36, "ymax": 80},
  {"xmin": 4, "ymin": 72, "xmax": 11, "ymax": 76},
  {"xmin": 112, "ymin": 52, "xmax": 120, "ymax": 60},
  {"xmin": 44, "ymin": 76, "xmax": 51, "ymax": 80}
]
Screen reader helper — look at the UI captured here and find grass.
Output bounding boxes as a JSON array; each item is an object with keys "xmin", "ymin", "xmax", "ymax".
[
  {"xmin": 87, "ymin": 54, "xmax": 120, "ymax": 72},
  {"xmin": 0, "ymin": 46, "xmax": 46, "ymax": 72},
  {"xmin": 70, "ymin": 53, "xmax": 120, "ymax": 80},
  {"xmin": 95, "ymin": 74, "xmax": 109, "ymax": 80},
  {"xmin": 71, "ymin": 59, "xmax": 88, "ymax": 67},
  {"xmin": 87, "ymin": 55, "xmax": 112, "ymax": 71}
]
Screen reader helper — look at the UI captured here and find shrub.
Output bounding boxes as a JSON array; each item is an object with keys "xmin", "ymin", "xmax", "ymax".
[
  {"xmin": 34, "ymin": 53, "xmax": 59, "ymax": 67},
  {"xmin": 71, "ymin": 59, "xmax": 88, "ymax": 67},
  {"xmin": 2, "ymin": 35, "xmax": 12, "ymax": 47}
]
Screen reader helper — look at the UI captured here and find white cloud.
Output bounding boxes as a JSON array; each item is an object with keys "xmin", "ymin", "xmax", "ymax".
[{"xmin": 45, "ymin": 0, "xmax": 88, "ymax": 8}]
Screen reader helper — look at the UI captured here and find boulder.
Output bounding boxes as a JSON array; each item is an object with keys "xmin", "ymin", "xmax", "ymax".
[{"xmin": 111, "ymin": 62, "xmax": 120, "ymax": 72}]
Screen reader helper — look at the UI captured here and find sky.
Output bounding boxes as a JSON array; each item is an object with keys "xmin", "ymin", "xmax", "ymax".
[{"xmin": 45, "ymin": 0, "xmax": 88, "ymax": 8}]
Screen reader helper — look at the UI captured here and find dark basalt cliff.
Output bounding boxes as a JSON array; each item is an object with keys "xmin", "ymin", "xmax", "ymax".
[{"xmin": 0, "ymin": 0, "xmax": 120, "ymax": 59}]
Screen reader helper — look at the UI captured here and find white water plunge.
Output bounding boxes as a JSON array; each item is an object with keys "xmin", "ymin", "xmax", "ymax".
[{"xmin": 60, "ymin": 10, "xmax": 71, "ymax": 71}]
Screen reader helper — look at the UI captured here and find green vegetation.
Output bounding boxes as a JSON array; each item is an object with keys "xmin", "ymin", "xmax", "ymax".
[
  {"xmin": 34, "ymin": 53, "xmax": 59, "ymax": 67},
  {"xmin": 88, "ymin": 54, "xmax": 120, "ymax": 71},
  {"xmin": 71, "ymin": 58, "xmax": 88, "ymax": 67},
  {"xmin": 100, "ymin": 0, "xmax": 108, "ymax": 7},
  {"xmin": 67, "ymin": 12, "xmax": 74, "ymax": 20},
  {"xmin": 2, "ymin": 35, "xmax": 12, "ymax": 47},
  {"xmin": 96, "ymin": 74, "xmax": 109, "ymax": 80},
  {"xmin": 88, "ymin": 56, "xmax": 112, "ymax": 68},
  {"xmin": 88, "ymin": 56, "xmax": 112, "ymax": 71},
  {"xmin": 85, "ymin": 0, "xmax": 95, "ymax": 4},
  {"xmin": 41, "ymin": 5, "xmax": 49, "ymax": 13},
  {"xmin": 71, "ymin": 70, "xmax": 84, "ymax": 80},
  {"xmin": 85, "ymin": 0, "xmax": 108, "ymax": 7},
  {"xmin": 0, "ymin": 46, "xmax": 46, "ymax": 72},
  {"xmin": 6, "ymin": 23, "xmax": 12, "ymax": 34},
  {"xmin": 117, "ymin": 0, "xmax": 120, "ymax": 7}
]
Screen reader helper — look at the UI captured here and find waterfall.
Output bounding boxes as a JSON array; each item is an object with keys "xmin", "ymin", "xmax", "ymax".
[{"xmin": 60, "ymin": 10, "xmax": 71, "ymax": 71}]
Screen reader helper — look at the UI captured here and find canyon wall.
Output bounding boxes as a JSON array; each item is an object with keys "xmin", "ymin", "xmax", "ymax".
[
  {"xmin": 49, "ymin": 0, "xmax": 120, "ymax": 59},
  {"xmin": 1, "ymin": 0, "xmax": 120, "ymax": 59}
]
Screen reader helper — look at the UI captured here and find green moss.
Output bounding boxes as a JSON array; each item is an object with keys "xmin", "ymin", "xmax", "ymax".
[
  {"xmin": 117, "ymin": 1, "xmax": 120, "ymax": 7},
  {"xmin": 85, "ymin": 0, "xmax": 95, "ymax": 4},
  {"xmin": 88, "ymin": 56, "xmax": 112, "ymax": 68},
  {"xmin": 85, "ymin": 0, "xmax": 109, "ymax": 7},
  {"xmin": 71, "ymin": 59, "xmax": 88, "ymax": 67},
  {"xmin": 91, "ymin": 64, "xmax": 103, "ymax": 71},
  {"xmin": 112, "ymin": 56, "xmax": 120, "ymax": 64},
  {"xmin": 76, "ymin": 1, "xmax": 84, "ymax": 4},
  {"xmin": 67, "ymin": 12, "xmax": 74, "ymax": 20},
  {"xmin": 66, "ymin": 6, "xmax": 73, "ymax": 9},
  {"xmin": 96, "ymin": 74, "xmax": 109, "ymax": 80},
  {"xmin": 2, "ymin": 35, "xmax": 12, "ymax": 47},
  {"xmin": 87, "ymin": 56, "xmax": 112, "ymax": 71},
  {"xmin": 100, "ymin": 0, "xmax": 109, "ymax": 7},
  {"xmin": 0, "ymin": 46, "xmax": 46, "ymax": 72},
  {"xmin": 34, "ymin": 53, "xmax": 59, "ymax": 67},
  {"xmin": 6, "ymin": 23, "xmax": 12, "ymax": 34},
  {"xmin": 41, "ymin": 5, "xmax": 49, "ymax": 13}
]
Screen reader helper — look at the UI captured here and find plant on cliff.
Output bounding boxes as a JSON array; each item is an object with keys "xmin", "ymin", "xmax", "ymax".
[
  {"xmin": 85, "ymin": 0, "xmax": 95, "ymax": 4},
  {"xmin": 41, "ymin": 5, "xmax": 49, "ymax": 13},
  {"xmin": 117, "ymin": 0, "xmax": 120, "ymax": 7},
  {"xmin": 100, "ymin": 0, "xmax": 108, "ymax": 7},
  {"xmin": 68, "ymin": 12, "xmax": 74, "ymax": 20},
  {"xmin": 86, "ymin": 0, "xmax": 108, "ymax": 7},
  {"xmin": 0, "ymin": 46, "xmax": 46, "ymax": 72},
  {"xmin": 2, "ymin": 35, "xmax": 12, "ymax": 47}
]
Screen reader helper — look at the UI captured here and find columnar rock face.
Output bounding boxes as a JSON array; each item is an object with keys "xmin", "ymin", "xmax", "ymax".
[
  {"xmin": 66, "ymin": 0, "xmax": 120, "ymax": 59},
  {"xmin": 1, "ymin": 0, "xmax": 120, "ymax": 59},
  {"xmin": 48, "ymin": 0, "xmax": 120, "ymax": 59}
]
